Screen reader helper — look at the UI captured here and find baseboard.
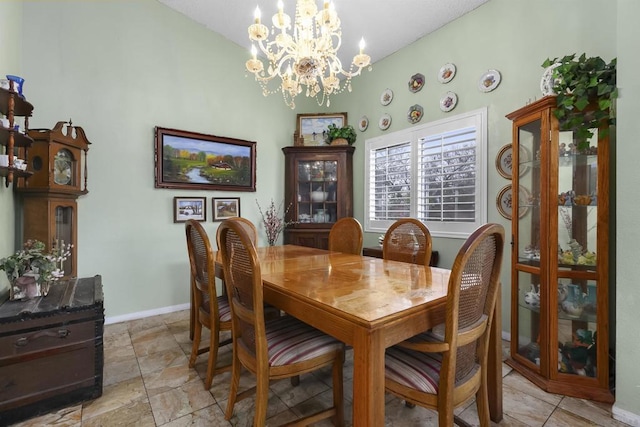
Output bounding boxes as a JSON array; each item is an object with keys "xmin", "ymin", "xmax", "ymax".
[
  {"xmin": 612, "ymin": 405, "xmax": 640, "ymax": 427},
  {"xmin": 105, "ymin": 303, "xmax": 190, "ymax": 325}
]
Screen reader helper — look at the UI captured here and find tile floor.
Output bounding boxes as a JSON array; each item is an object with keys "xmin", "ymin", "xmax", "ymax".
[{"xmin": 10, "ymin": 309, "xmax": 626, "ymax": 427}]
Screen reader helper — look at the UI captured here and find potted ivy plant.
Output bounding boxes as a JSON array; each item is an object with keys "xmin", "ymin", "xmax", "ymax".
[
  {"xmin": 542, "ymin": 53, "xmax": 617, "ymax": 151},
  {"xmin": 326, "ymin": 123, "xmax": 357, "ymax": 146},
  {"xmin": 0, "ymin": 239, "xmax": 71, "ymax": 300}
]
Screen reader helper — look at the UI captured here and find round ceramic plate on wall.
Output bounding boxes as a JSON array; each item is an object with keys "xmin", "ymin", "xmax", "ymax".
[
  {"xmin": 379, "ymin": 113, "xmax": 392, "ymax": 130},
  {"xmin": 358, "ymin": 115, "xmax": 369, "ymax": 132},
  {"xmin": 438, "ymin": 63, "xmax": 456, "ymax": 83},
  {"xmin": 408, "ymin": 73, "xmax": 425, "ymax": 93},
  {"xmin": 496, "ymin": 184, "xmax": 530, "ymax": 219},
  {"xmin": 380, "ymin": 88, "xmax": 394, "ymax": 106},
  {"xmin": 439, "ymin": 92, "xmax": 458, "ymax": 112},
  {"xmin": 478, "ymin": 69, "xmax": 501, "ymax": 92},
  {"xmin": 496, "ymin": 144, "xmax": 531, "ymax": 179},
  {"xmin": 407, "ymin": 104, "xmax": 423, "ymax": 124}
]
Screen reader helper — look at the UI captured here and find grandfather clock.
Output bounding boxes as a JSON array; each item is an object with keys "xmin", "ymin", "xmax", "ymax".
[{"xmin": 16, "ymin": 120, "xmax": 90, "ymax": 279}]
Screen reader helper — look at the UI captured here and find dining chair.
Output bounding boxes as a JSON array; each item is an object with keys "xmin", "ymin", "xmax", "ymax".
[
  {"xmin": 217, "ymin": 217, "xmax": 345, "ymax": 426},
  {"xmin": 185, "ymin": 219, "xmax": 233, "ymax": 390},
  {"xmin": 382, "ymin": 218, "xmax": 432, "ymax": 266},
  {"xmin": 384, "ymin": 223, "xmax": 505, "ymax": 427},
  {"xmin": 328, "ymin": 217, "xmax": 364, "ymax": 255},
  {"xmin": 189, "ymin": 217, "xmax": 258, "ymax": 341}
]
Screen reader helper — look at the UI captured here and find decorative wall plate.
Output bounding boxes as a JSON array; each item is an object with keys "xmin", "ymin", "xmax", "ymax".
[
  {"xmin": 379, "ymin": 113, "xmax": 392, "ymax": 130},
  {"xmin": 540, "ymin": 62, "xmax": 562, "ymax": 96},
  {"xmin": 497, "ymin": 184, "xmax": 530, "ymax": 220},
  {"xmin": 380, "ymin": 88, "xmax": 394, "ymax": 106},
  {"xmin": 358, "ymin": 115, "xmax": 369, "ymax": 132},
  {"xmin": 408, "ymin": 73, "xmax": 425, "ymax": 93},
  {"xmin": 478, "ymin": 69, "xmax": 501, "ymax": 92},
  {"xmin": 496, "ymin": 144, "xmax": 531, "ymax": 179},
  {"xmin": 438, "ymin": 63, "xmax": 456, "ymax": 83},
  {"xmin": 407, "ymin": 104, "xmax": 423, "ymax": 124},
  {"xmin": 439, "ymin": 91, "xmax": 458, "ymax": 112}
]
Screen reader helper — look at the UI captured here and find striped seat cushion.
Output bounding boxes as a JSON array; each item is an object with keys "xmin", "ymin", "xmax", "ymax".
[
  {"xmin": 217, "ymin": 296, "xmax": 231, "ymax": 322},
  {"xmin": 265, "ymin": 316, "xmax": 342, "ymax": 366},
  {"xmin": 385, "ymin": 346, "xmax": 443, "ymax": 394},
  {"xmin": 202, "ymin": 295, "xmax": 231, "ymax": 322}
]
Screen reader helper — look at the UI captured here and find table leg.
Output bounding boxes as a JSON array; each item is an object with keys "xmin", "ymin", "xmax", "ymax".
[
  {"xmin": 488, "ymin": 285, "xmax": 503, "ymax": 422},
  {"xmin": 351, "ymin": 328, "xmax": 385, "ymax": 427}
]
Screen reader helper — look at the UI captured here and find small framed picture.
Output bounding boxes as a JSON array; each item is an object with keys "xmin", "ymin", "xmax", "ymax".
[
  {"xmin": 173, "ymin": 196, "xmax": 206, "ymax": 223},
  {"xmin": 212, "ymin": 197, "xmax": 241, "ymax": 221}
]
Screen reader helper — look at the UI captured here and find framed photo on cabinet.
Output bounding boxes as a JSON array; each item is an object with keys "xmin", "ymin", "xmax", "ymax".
[
  {"xmin": 296, "ymin": 113, "xmax": 347, "ymax": 146},
  {"xmin": 173, "ymin": 196, "xmax": 206, "ymax": 223},
  {"xmin": 212, "ymin": 197, "xmax": 240, "ymax": 221},
  {"xmin": 155, "ymin": 126, "xmax": 256, "ymax": 192}
]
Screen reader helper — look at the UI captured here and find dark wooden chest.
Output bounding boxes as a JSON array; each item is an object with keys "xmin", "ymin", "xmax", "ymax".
[{"xmin": 0, "ymin": 276, "xmax": 104, "ymax": 426}]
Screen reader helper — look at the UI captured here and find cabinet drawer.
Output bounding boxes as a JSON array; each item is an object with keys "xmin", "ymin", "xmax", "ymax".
[{"xmin": 0, "ymin": 320, "xmax": 97, "ymax": 360}]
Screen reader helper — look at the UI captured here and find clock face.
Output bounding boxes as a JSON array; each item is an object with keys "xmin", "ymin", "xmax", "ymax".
[{"xmin": 54, "ymin": 149, "xmax": 73, "ymax": 185}]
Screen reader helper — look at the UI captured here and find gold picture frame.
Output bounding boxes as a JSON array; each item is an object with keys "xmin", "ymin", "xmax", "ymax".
[{"xmin": 296, "ymin": 112, "xmax": 347, "ymax": 146}]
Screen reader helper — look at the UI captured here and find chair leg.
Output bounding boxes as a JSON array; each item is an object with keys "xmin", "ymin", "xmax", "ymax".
[
  {"xmin": 438, "ymin": 396, "xmax": 455, "ymax": 427},
  {"xmin": 224, "ymin": 356, "xmax": 241, "ymax": 420},
  {"xmin": 204, "ymin": 327, "xmax": 220, "ymax": 390},
  {"xmin": 189, "ymin": 321, "xmax": 202, "ymax": 368},
  {"xmin": 290, "ymin": 375, "xmax": 300, "ymax": 386},
  {"xmin": 475, "ymin": 372, "xmax": 490, "ymax": 426},
  {"xmin": 253, "ymin": 372, "xmax": 270, "ymax": 426}
]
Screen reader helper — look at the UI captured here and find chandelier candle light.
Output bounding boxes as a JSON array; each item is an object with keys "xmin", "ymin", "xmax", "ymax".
[{"xmin": 246, "ymin": 0, "xmax": 371, "ymax": 109}]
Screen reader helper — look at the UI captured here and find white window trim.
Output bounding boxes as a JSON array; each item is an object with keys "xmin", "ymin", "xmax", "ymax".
[{"xmin": 364, "ymin": 107, "xmax": 488, "ymax": 239}]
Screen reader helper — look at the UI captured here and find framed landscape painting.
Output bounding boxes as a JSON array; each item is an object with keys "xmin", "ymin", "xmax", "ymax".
[
  {"xmin": 155, "ymin": 127, "xmax": 256, "ymax": 191},
  {"xmin": 212, "ymin": 197, "xmax": 240, "ymax": 221},
  {"xmin": 296, "ymin": 112, "xmax": 347, "ymax": 146},
  {"xmin": 173, "ymin": 196, "xmax": 206, "ymax": 223}
]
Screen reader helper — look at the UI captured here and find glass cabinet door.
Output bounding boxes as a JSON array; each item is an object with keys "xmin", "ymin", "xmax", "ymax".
[
  {"xmin": 55, "ymin": 205, "xmax": 74, "ymax": 277},
  {"xmin": 296, "ymin": 160, "xmax": 338, "ymax": 224},
  {"xmin": 514, "ymin": 118, "xmax": 543, "ymax": 369},
  {"xmin": 556, "ymin": 129, "xmax": 599, "ymax": 378}
]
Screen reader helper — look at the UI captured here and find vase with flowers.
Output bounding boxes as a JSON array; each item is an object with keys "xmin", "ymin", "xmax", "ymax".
[
  {"xmin": 0, "ymin": 239, "xmax": 72, "ymax": 300},
  {"xmin": 256, "ymin": 199, "xmax": 297, "ymax": 246}
]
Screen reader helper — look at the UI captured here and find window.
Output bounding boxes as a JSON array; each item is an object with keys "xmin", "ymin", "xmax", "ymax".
[{"xmin": 365, "ymin": 108, "xmax": 487, "ymax": 238}]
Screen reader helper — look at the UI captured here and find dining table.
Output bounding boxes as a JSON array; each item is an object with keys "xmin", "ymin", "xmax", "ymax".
[{"xmin": 207, "ymin": 244, "xmax": 503, "ymax": 426}]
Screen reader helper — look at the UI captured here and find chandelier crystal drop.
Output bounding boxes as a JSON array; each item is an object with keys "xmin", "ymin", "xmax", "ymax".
[{"xmin": 246, "ymin": 0, "xmax": 371, "ymax": 109}]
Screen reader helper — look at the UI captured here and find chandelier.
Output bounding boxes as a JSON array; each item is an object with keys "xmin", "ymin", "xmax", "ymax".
[{"xmin": 246, "ymin": 0, "xmax": 371, "ymax": 109}]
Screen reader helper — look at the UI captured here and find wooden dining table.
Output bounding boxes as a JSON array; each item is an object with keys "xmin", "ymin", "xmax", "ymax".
[{"xmin": 208, "ymin": 244, "xmax": 503, "ymax": 426}]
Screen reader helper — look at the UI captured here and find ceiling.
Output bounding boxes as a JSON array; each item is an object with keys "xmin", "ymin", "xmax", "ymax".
[{"xmin": 157, "ymin": 0, "xmax": 490, "ymax": 68}]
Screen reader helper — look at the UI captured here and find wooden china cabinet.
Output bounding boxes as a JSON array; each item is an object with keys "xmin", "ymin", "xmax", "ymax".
[
  {"xmin": 282, "ymin": 145, "xmax": 354, "ymax": 249},
  {"xmin": 505, "ymin": 96, "xmax": 613, "ymax": 402}
]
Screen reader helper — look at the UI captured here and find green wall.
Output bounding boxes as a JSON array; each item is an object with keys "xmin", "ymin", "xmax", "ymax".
[
  {"xmin": 613, "ymin": 0, "xmax": 639, "ymax": 423},
  {"xmin": 1, "ymin": 0, "xmax": 637, "ymax": 421}
]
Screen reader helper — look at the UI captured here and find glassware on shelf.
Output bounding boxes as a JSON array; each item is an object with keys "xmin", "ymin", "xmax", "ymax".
[
  {"xmin": 313, "ymin": 209, "xmax": 329, "ymax": 223},
  {"xmin": 298, "ymin": 163, "xmax": 311, "ymax": 181}
]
